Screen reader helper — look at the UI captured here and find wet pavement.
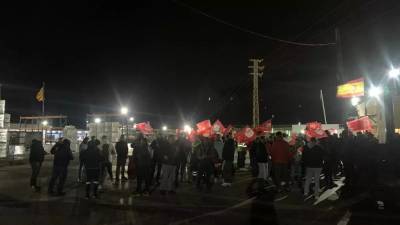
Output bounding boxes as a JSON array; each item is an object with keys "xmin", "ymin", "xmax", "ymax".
[{"xmin": 0, "ymin": 159, "xmax": 398, "ymax": 225}]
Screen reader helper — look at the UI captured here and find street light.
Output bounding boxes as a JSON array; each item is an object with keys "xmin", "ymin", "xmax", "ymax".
[
  {"xmin": 368, "ymin": 86, "xmax": 383, "ymax": 98},
  {"xmin": 388, "ymin": 68, "xmax": 400, "ymax": 79},
  {"xmin": 42, "ymin": 120, "xmax": 48, "ymax": 126},
  {"xmin": 120, "ymin": 107, "xmax": 128, "ymax": 115},
  {"xmin": 94, "ymin": 118, "xmax": 101, "ymax": 123},
  {"xmin": 129, "ymin": 117, "xmax": 134, "ymax": 122},
  {"xmin": 162, "ymin": 125, "xmax": 168, "ymax": 131},
  {"xmin": 183, "ymin": 124, "xmax": 192, "ymax": 133},
  {"xmin": 351, "ymin": 97, "xmax": 361, "ymax": 106}
]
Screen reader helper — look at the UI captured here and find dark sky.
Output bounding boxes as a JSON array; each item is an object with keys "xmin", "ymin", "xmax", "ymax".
[{"xmin": 1, "ymin": 0, "xmax": 400, "ymax": 128}]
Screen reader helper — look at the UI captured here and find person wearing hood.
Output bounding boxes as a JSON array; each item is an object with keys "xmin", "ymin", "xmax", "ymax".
[
  {"xmin": 222, "ymin": 133, "xmax": 235, "ymax": 187},
  {"xmin": 48, "ymin": 139, "xmax": 73, "ymax": 196},
  {"xmin": 159, "ymin": 135, "xmax": 178, "ymax": 195},
  {"xmin": 302, "ymin": 137, "xmax": 325, "ymax": 200},
  {"xmin": 81, "ymin": 139, "xmax": 102, "ymax": 199},
  {"xmin": 99, "ymin": 135, "xmax": 116, "ymax": 187},
  {"xmin": 78, "ymin": 137, "xmax": 89, "ymax": 183},
  {"xmin": 29, "ymin": 139, "xmax": 47, "ymax": 192},
  {"xmin": 132, "ymin": 134, "xmax": 152, "ymax": 196},
  {"xmin": 115, "ymin": 135, "xmax": 129, "ymax": 183}
]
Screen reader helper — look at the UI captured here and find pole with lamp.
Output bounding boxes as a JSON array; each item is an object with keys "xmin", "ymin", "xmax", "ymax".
[
  {"xmin": 120, "ymin": 106, "xmax": 128, "ymax": 137},
  {"xmin": 387, "ymin": 67, "xmax": 400, "ymax": 140},
  {"xmin": 94, "ymin": 117, "xmax": 101, "ymax": 138}
]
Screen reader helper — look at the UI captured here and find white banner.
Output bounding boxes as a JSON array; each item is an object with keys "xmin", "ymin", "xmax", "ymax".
[
  {"xmin": 0, "ymin": 100, "xmax": 4, "ymax": 114},
  {"xmin": 0, "ymin": 129, "xmax": 7, "ymax": 143}
]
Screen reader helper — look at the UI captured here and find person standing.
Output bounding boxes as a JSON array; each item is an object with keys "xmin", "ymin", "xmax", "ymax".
[
  {"xmin": 175, "ymin": 134, "xmax": 191, "ymax": 185},
  {"xmin": 29, "ymin": 139, "xmax": 47, "ymax": 192},
  {"xmin": 115, "ymin": 135, "xmax": 129, "ymax": 183},
  {"xmin": 48, "ymin": 139, "xmax": 74, "ymax": 196},
  {"xmin": 78, "ymin": 137, "xmax": 89, "ymax": 183},
  {"xmin": 159, "ymin": 135, "xmax": 178, "ymax": 195},
  {"xmin": 222, "ymin": 133, "xmax": 235, "ymax": 187},
  {"xmin": 132, "ymin": 134, "xmax": 152, "ymax": 196},
  {"xmin": 213, "ymin": 134, "xmax": 224, "ymax": 183},
  {"xmin": 303, "ymin": 137, "xmax": 325, "ymax": 200},
  {"xmin": 270, "ymin": 132, "xmax": 291, "ymax": 191},
  {"xmin": 196, "ymin": 137, "xmax": 217, "ymax": 191},
  {"xmin": 81, "ymin": 139, "xmax": 102, "ymax": 199},
  {"xmin": 99, "ymin": 135, "xmax": 116, "ymax": 188},
  {"xmin": 252, "ymin": 137, "xmax": 269, "ymax": 184},
  {"xmin": 150, "ymin": 134, "xmax": 163, "ymax": 185}
]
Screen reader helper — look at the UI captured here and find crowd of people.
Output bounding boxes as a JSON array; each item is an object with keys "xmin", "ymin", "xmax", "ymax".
[{"xmin": 28, "ymin": 128, "xmax": 390, "ymax": 201}]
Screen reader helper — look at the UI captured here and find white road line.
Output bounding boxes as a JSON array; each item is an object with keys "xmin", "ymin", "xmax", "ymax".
[
  {"xmin": 337, "ymin": 210, "xmax": 351, "ymax": 225},
  {"xmin": 274, "ymin": 195, "xmax": 288, "ymax": 202},
  {"xmin": 169, "ymin": 197, "xmax": 255, "ymax": 225}
]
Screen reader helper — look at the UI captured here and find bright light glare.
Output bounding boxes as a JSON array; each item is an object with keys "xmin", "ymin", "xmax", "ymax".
[
  {"xmin": 183, "ymin": 124, "xmax": 192, "ymax": 133},
  {"xmin": 351, "ymin": 97, "xmax": 361, "ymax": 106},
  {"xmin": 120, "ymin": 107, "xmax": 128, "ymax": 115},
  {"xmin": 94, "ymin": 118, "xmax": 101, "ymax": 123},
  {"xmin": 162, "ymin": 125, "xmax": 168, "ymax": 131},
  {"xmin": 129, "ymin": 117, "xmax": 134, "ymax": 122},
  {"xmin": 368, "ymin": 86, "xmax": 383, "ymax": 98},
  {"xmin": 388, "ymin": 68, "xmax": 400, "ymax": 78},
  {"xmin": 42, "ymin": 120, "xmax": 48, "ymax": 126}
]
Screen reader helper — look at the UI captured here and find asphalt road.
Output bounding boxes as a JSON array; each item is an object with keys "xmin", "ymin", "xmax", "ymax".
[{"xmin": 0, "ymin": 158, "xmax": 398, "ymax": 225}]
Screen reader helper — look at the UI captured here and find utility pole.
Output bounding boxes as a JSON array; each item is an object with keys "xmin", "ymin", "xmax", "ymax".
[
  {"xmin": 249, "ymin": 59, "xmax": 264, "ymax": 127},
  {"xmin": 335, "ymin": 28, "xmax": 345, "ymax": 83}
]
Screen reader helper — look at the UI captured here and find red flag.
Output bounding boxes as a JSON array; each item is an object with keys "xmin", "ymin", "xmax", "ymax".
[
  {"xmin": 305, "ymin": 122, "xmax": 327, "ymax": 139},
  {"xmin": 196, "ymin": 120, "xmax": 212, "ymax": 137},
  {"xmin": 135, "ymin": 122, "xmax": 153, "ymax": 135},
  {"xmin": 254, "ymin": 120, "xmax": 272, "ymax": 133},
  {"xmin": 188, "ymin": 130, "xmax": 197, "ymax": 142},
  {"xmin": 235, "ymin": 127, "xmax": 256, "ymax": 144},
  {"xmin": 347, "ymin": 116, "xmax": 372, "ymax": 132},
  {"xmin": 212, "ymin": 120, "xmax": 226, "ymax": 135}
]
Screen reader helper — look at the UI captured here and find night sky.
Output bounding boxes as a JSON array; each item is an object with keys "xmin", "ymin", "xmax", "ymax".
[{"xmin": 1, "ymin": 0, "xmax": 400, "ymax": 129}]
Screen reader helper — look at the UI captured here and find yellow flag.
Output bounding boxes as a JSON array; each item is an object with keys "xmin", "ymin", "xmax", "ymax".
[
  {"xmin": 337, "ymin": 78, "xmax": 364, "ymax": 98},
  {"xmin": 36, "ymin": 86, "xmax": 45, "ymax": 102}
]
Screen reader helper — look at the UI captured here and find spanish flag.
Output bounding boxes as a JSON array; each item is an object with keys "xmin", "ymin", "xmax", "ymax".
[
  {"xmin": 36, "ymin": 86, "xmax": 45, "ymax": 102},
  {"xmin": 337, "ymin": 78, "xmax": 364, "ymax": 98}
]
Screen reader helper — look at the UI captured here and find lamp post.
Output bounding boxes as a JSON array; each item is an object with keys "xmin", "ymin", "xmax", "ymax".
[{"xmin": 94, "ymin": 117, "xmax": 101, "ymax": 138}]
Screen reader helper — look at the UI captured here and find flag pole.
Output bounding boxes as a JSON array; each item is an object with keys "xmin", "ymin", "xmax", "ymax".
[
  {"xmin": 320, "ymin": 89, "xmax": 328, "ymax": 124},
  {"xmin": 42, "ymin": 82, "xmax": 45, "ymax": 116}
]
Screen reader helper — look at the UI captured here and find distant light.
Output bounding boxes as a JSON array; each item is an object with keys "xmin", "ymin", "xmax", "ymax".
[
  {"xmin": 42, "ymin": 120, "xmax": 48, "ymax": 126},
  {"xmin": 162, "ymin": 125, "xmax": 168, "ymax": 131},
  {"xmin": 94, "ymin": 118, "xmax": 101, "ymax": 124},
  {"xmin": 183, "ymin": 124, "xmax": 192, "ymax": 133},
  {"xmin": 351, "ymin": 97, "xmax": 361, "ymax": 106},
  {"xmin": 133, "ymin": 124, "xmax": 137, "ymax": 129},
  {"xmin": 86, "ymin": 120, "xmax": 89, "ymax": 124},
  {"xmin": 368, "ymin": 86, "xmax": 383, "ymax": 98},
  {"xmin": 208, "ymin": 97, "xmax": 211, "ymax": 101},
  {"xmin": 120, "ymin": 107, "xmax": 128, "ymax": 115},
  {"xmin": 300, "ymin": 130, "xmax": 305, "ymax": 134},
  {"xmin": 388, "ymin": 68, "xmax": 400, "ymax": 78},
  {"xmin": 129, "ymin": 117, "xmax": 134, "ymax": 122},
  {"xmin": 298, "ymin": 122, "xmax": 301, "ymax": 125}
]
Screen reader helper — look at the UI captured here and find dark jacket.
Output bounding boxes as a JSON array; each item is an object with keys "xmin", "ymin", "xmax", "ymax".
[
  {"xmin": 302, "ymin": 143, "xmax": 325, "ymax": 168},
  {"xmin": 115, "ymin": 141, "xmax": 128, "ymax": 159},
  {"xmin": 81, "ymin": 145, "xmax": 102, "ymax": 169},
  {"xmin": 252, "ymin": 140, "xmax": 269, "ymax": 163},
  {"xmin": 29, "ymin": 140, "xmax": 46, "ymax": 162},
  {"xmin": 52, "ymin": 141, "xmax": 74, "ymax": 167},
  {"xmin": 161, "ymin": 141, "xmax": 177, "ymax": 165},
  {"xmin": 222, "ymin": 138, "xmax": 235, "ymax": 161},
  {"xmin": 133, "ymin": 140, "xmax": 152, "ymax": 167}
]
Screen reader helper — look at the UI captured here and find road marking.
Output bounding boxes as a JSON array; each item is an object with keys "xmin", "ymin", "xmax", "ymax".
[
  {"xmin": 274, "ymin": 195, "xmax": 288, "ymax": 202},
  {"xmin": 337, "ymin": 210, "xmax": 351, "ymax": 225},
  {"xmin": 169, "ymin": 197, "xmax": 255, "ymax": 225}
]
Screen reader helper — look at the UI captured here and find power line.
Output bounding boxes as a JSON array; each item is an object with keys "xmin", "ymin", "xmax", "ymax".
[{"xmin": 173, "ymin": 0, "xmax": 336, "ymax": 47}]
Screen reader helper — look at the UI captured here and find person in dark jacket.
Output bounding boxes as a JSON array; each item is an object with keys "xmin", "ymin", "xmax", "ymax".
[
  {"xmin": 150, "ymin": 134, "xmax": 163, "ymax": 185},
  {"xmin": 159, "ymin": 135, "xmax": 178, "ymax": 195},
  {"xmin": 78, "ymin": 137, "xmax": 89, "ymax": 183},
  {"xmin": 302, "ymin": 137, "xmax": 325, "ymax": 199},
  {"xmin": 29, "ymin": 139, "xmax": 47, "ymax": 192},
  {"xmin": 81, "ymin": 139, "xmax": 102, "ymax": 199},
  {"xmin": 132, "ymin": 134, "xmax": 152, "ymax": 196},
  {"xmin": 175, "ymin": 134, "xmax": 191, "ymax": 185},
  {"xmin": 222, "ymin": 133, "xmax": 235, "ymax": 187},
  {"xmin": 252, "ymin": 137, "xmax": 269, "ymax": 182},
  {"xmin": 196, "ymin": 137, "xmax": 217, "ymax": 191},
  {"xmin": 115, "ymin": 135, "xmax": 129, "ymax": 183},
  {"xmin": 48, "ymin": 139, "xmax": 74, "ymax": 196}
]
